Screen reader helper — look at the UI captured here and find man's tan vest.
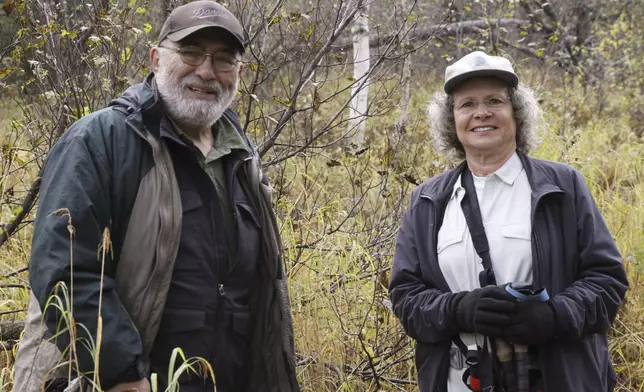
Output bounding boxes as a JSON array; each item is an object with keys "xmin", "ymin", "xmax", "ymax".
[{"xmin": 12, "ymin": 132, "xmax": 182, "ymax": 392}]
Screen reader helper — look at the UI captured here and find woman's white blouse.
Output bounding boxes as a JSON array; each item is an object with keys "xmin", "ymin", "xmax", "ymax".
[{"xmin": 437, "ymin": 152, "xmax": 533, "ymax": 391}]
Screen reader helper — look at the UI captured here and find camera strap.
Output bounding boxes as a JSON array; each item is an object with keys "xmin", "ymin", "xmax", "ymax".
[
  {"xmin": 452, "ymin": 165, "xmax": 500, "ymax": 391},
  {"xmin": 459, "ymin": 166, "xmax": 496, "ymax": 287}
]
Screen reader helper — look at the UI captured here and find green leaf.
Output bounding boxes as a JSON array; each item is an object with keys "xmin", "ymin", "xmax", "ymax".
[
  {"xmin": 121, "ymin": 47, "xmax": 132, "ymax": 64},
  {"xmin": 536, "ymin": 48, "xmax": 544, "ymax": 58},
  {"xmin": 128, "ymin": 0, "xmax": 136, "ymax": 7},
  {"xmin": 464, "ymin": 5, "xmax": 472, "ymax": 12},
  {"xmin": 300, "ymin": 24, "xmax": 315, "ymax": 41},
  {"xmin": 247, "ymin": 62, "xmax": 264, "ymax": 72},
  {"xmin": 268, "ymin": 15, "xmax": 280, "ymax": 27},
  {"xmin": 61, "ymin": 29, "xmax": 78, "ymax": 39},
  {"xmin": 407, "ymin": 15, "xmax": 417, "ymax": 21},
  {"xmin": 135, "ymin": 7, "xmax": 146, "ymax": 15},
  {"xmin": 273, "ymin": 96, "xmax": 291, "ymax": 107}
]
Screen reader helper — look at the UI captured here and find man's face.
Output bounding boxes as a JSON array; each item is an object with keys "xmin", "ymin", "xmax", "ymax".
[{"xmin": 150, "ymin": 29, "xmax": 241, "ymax": 129}]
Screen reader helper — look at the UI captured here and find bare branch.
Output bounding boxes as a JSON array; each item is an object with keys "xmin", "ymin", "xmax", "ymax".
[
  {"xmin": 2, "ymin": 266, "xmax": 29, "ymax": 278},
  {"xmin": 330, "ymin": 19, "xmax": 530, "ymax": 51},
  {"xmin": 258, "ymin": 1, "xmax": 367, "ymax": 156},
  {"xmin": 0, "ymin": 177, "xmax": 41, "ymax": 249}
]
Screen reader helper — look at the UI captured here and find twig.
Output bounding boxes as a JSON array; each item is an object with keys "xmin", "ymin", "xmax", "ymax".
[
  {"xmin": 0, "ymin": 309, "xmax": 26, "ymax": 316},
  {"xmin": 0, "ymin": 177, "xmax": 42, "ymax": 249},
  {"xmin": 2, "ymin": 266, "xmax": 29, "ymax": 278},
  {"xmin": 295, "ymin": 353, "xmax": 344, "ymax": 381},
  {"xmin": 295, "ymin": 352, "xmax": 418, "ymax": 386},
  {"xmin": 0, "ymin": 283, "xmax": 30, "ymax": 289}
]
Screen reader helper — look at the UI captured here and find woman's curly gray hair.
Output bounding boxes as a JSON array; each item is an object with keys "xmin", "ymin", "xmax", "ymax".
[{"xmin": 427, "ymin": 83, "xmax": 542, "ymax": 161}]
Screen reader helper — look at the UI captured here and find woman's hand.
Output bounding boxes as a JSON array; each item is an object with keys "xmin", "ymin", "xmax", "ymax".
[
  {"xmin": 450, "ymin": 285, "xmax": 518, "ymax": 336},
  {"xmin": 503, "ymin": 300, "xmax": 556, "ymax": 345}
]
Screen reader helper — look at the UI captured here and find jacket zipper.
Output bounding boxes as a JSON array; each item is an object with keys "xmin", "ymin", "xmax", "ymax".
[
  {"xmin": 226, "ymin": 153, "xmax": 253, "ymax": 274},
  {"xmin": 217, "ymin": 153, "xmax": 253, "ymax": 301},
  {"xmin": 419, "ymin": 194, "xmax": 438, "ymax": 253},
  {"xmin": 530, "ymin": 191, "xmax": 552, "ymax": 392},
  {"xmin": 419, "ymin": 193, "xmax": 453, "ymax": 294}
]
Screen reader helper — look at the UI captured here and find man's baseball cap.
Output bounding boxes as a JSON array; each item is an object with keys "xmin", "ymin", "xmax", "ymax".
[
  {"xmin": 157, "ymin": 0, "xmax": 245, "ymax": 53},
  {"xmin": 443, "ymin": 51, "xmax": 518, "ymax": 93}
]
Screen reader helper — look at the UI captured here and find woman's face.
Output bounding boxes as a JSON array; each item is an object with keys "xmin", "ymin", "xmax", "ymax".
[{"xmin": 452, "ymin": 77, "xmax": 517, "ymax": 158}]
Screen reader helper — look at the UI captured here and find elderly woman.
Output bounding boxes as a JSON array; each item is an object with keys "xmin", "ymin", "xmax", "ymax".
[{"xmin": 388, "ymin": 51, "xmax": 629, "ymax": 392}]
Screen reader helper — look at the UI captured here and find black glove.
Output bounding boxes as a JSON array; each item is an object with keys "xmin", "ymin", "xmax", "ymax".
[
  {"xmin": 449, "ymin": 285, "xmax": 518, "ymax": 336},
  {"xmin": 503, "ymin": 300, "xmax": 556, "ymax": 345}
]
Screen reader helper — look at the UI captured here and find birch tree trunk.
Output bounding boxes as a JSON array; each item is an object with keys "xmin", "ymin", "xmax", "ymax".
[
  {"xmin": 397, "ymin": 53, "xmax": 412, "ymax": 134},
  {"xmin": 397, "ymin": 0, "xmax": 412, "ymax": 134},
  {"xmin": 348, "ymin": 2, "xmax": 370, "ymax": 146}
]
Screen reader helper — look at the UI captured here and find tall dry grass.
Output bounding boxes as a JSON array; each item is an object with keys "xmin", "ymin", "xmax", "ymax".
[{"xmin": 0, "ymin": 72, "xmax": 643, "ymax": 391}]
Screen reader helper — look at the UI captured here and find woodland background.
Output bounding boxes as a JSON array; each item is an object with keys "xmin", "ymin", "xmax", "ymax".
[{"xmin": 0, "ymin": 0, "xmax": 643, "ymax": 390}]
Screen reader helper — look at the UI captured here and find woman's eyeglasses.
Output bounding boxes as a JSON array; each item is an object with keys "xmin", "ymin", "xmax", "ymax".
[{"xmin": 453, "ymin": 96, "xmax": 510, "ymax": 115}]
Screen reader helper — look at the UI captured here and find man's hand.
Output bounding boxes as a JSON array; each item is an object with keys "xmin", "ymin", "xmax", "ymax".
[{"xmin": 106, "ymin": 378, "xmax": 151, "ymax": 392}]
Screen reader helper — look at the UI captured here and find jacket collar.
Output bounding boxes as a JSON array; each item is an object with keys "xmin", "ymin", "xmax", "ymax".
[
  {"xmin": 138, "ymin": 74, "xmax": 164, "ymax": 139},
  {"xmin": 418, "ymin": 151, "xmax": 563, "ymax": 203},
  {"xmin": 117, "ymin": 73, "xmax": 164, "ymax": 141},
  {"xmin": 419, "ymin": 162, "xmax": 465, "ymax": 203},
  {"xmin": 447, "ymin": 151, "xmax": 524, "ymax": 200},
  {"xmin": 516, "ymin": 152, "xmax": 563, "ymax": 198}
]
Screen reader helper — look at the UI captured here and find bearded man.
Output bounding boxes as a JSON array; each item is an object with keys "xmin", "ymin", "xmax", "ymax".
[{"xmin": 12, "ymin": 2, "xmax": 300, "ymax": 392}]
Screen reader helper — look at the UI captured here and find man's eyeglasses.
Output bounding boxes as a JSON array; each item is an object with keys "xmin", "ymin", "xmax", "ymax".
[
  {"xmin": 158, "ymin": 45, "xmax": 240, "ymax": 72},
  {"xmin": 453, "ymin": 96, "xmax": 511, "ymax": 115}
]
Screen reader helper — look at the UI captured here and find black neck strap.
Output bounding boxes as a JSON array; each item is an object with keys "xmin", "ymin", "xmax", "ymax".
[{"xmin": 460, "ymin": 166, "xmax": 497, "ymax": 287}]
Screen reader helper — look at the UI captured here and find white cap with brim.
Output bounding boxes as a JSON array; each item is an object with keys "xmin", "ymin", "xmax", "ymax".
[{"xmin": 443, "ymin": 51, "xmax": 518, "ymax": 93}]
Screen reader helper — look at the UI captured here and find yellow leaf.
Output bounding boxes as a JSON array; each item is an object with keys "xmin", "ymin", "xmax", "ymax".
[
  {"xmin": 0, "ymin": 68, "xmax": 13, "ymax": 79},
  {"xmin": 300, "ymin": 24, "xmax": 315, "ymax": 41},
  {"xmin": 268, "ymin": 15, "xmax": 280, "ymax": 27},
  {"xmin": 121, "ymin": 47, "xmax": 132, "ymax": 64}
]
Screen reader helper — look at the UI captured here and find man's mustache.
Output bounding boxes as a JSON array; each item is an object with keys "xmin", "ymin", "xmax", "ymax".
[{"xmin": 180, "ymin": 77, "xmax": 225, "ymax": 95}]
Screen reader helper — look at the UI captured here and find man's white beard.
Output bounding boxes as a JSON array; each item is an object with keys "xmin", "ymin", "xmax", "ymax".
[{"xmin": 155, "ymin": 60, "xmax": 238, "ymax": 129}]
